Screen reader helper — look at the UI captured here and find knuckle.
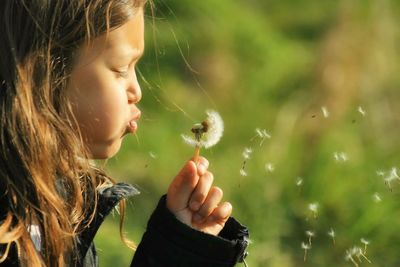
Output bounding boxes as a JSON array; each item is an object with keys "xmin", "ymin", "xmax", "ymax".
[
  {"xmin": 212, "ymin": 186, "xmax": 223, "ymax": 198},
  {"xmin": 201, "ymin": 157, "xmax": 209, "ymax": 168},
  {"xmin": 195, "ymin": 192, "xmax": 207, "ymax": 202}
]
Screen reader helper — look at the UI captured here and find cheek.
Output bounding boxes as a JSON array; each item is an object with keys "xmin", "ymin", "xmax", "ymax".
[{"xmin": 69, "ymin": 70, "xmax": 128, "ymax": 140}]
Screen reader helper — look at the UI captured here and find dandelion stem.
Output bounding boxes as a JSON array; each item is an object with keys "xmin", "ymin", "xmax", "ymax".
[{"xmin": 194, "ymin": 146, "xmax": 200, "ymax": 162}]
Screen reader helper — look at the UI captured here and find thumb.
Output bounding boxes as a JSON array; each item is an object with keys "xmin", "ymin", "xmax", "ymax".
[{"xmin": 167, "ymin": 160, "xmax": 199, "ymax": 212}]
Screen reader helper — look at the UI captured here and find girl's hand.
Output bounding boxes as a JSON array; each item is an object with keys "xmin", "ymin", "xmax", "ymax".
[{"xmin": 166, "ymin": 157, "xmax": 232, "ymax": 236}]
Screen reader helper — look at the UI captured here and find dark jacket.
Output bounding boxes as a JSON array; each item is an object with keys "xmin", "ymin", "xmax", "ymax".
[{"xmin": 0, "ymin": 183, "xmax": 249, "ymax": 266}]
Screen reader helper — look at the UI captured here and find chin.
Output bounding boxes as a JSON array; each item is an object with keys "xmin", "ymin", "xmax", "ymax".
[{"xmin": 89, "ymin": 140, "xmax": 122, "ymax": 159}]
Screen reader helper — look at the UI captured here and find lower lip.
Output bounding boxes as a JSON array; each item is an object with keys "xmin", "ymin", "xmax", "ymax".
[{"xmin": 127, "ymin": 120, "xmax": 138, "ymax": 133}]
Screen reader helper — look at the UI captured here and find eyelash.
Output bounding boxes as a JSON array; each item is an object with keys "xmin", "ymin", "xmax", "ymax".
[{"xmin": 116, "ymin": 70, "xmax": 129, "ymax": 79}]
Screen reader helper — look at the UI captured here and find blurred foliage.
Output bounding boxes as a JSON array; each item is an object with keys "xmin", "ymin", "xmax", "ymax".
[{"xmin": 94, "ymin": 0, "xmax": 400, "ymax": 266}]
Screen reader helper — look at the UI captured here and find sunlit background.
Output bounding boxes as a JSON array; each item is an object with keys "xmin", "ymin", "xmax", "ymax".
[{"xmin": 95, "ymin": 0, "xmax": 400, "ymax": 266}]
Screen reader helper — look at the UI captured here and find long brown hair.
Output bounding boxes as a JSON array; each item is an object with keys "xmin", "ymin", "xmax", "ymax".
[{"xmin": 0, "ymin": 0, "xmax": 146, "ymax": 266}]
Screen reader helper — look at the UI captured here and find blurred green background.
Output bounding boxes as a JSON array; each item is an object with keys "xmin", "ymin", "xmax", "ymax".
[{"xmin": 95, "ymin": 0, "xmax": 400, "ymax": 266}]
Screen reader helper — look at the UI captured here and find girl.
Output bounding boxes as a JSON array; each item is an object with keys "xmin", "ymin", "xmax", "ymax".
[{"xmin": 0, "ymin": 0, "xmax": 249, "ymax": 266}]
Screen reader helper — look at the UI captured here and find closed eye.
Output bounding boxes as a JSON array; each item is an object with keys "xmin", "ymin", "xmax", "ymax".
[{"xmin": 115, "ymin": 69, "xmax": 129, "ymax": 78}]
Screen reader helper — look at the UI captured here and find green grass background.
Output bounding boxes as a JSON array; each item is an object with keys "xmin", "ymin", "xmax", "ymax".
[{"xmin": 95, "ymin": 0, "xmax": 400, "ymax": 266}]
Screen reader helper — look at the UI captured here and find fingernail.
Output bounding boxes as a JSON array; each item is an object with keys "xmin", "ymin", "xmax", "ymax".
[
  {"xmin": 190, "ymin": 201, "xmax": 200, "ymax": 211},
  {"xmin": 196, "ymin": 163, "xmax": 205, "ymax": 174},
  {"xmin": 197, "ymin": 163, "xmax": 207, "ymax": 175},
  {"xmin": 193, "ymin": 214, "xmax": 203, "ymax": 223}
]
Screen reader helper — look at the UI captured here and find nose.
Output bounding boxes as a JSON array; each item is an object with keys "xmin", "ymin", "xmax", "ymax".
[{"xmin": 127, "ymin": 70, "xmax": 142, "ymax": 104}]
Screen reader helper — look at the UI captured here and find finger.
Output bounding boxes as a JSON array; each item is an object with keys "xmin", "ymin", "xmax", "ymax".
[
  {"xmin": 167, "ymin": 160, "xmax": 199, "ymax": 212},
  {"xmin": 192, "ymin": 186, "xmax": 223, "ymax": 223},
  {"xmin": 194, "ymin": 156, "xmax": 209, "ymax": 176},
  {"xmin": 206, "ymin": 202, "xmax": 232, "ymax": 224},
  {"xmin": 189, "ymin": 171, "xmax": 214, "ymax": 211}
]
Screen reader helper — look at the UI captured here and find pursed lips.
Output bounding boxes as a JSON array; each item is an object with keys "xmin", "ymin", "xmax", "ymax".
[{"xmin": 124, "ymin": 109, "xmax": 141, "ymax": 136}]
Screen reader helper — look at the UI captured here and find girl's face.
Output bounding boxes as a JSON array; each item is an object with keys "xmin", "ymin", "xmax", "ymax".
[{"xmin": 67, "ymin": 8, "xmax": 144, "ymax": 159}]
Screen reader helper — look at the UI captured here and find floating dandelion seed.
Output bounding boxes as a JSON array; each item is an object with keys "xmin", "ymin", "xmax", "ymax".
[
  {"xmin": 301, "ymin": 242, "xmax": 311, "ymax": 262},
  {"xmin": 321, "ymin": 106, "xmax": 330, "ymax": 118},
  {"xmin": 242, "ymin": 147, "xmax": 253, "ymax": 159},
  {"xmin": 239, "ymin": 169, "xmax": 248, "ymax": 177},
  {"xmin": 265, "ymin": 163, "xmax": 274, "ymax": 173},
  {"xmin": 308, "ymin": 203, "xmax": 319, "ymax": 219},
  {"xmin": 372, "ymin": 193, "xmax": 382, "ymax": 203},
  {"xmin": 334, "ymin": 152, "xmax": 348, "ymax": 162},
  {"xmin": 358, "ymin": 106, "xmax": 366, "ymax": 116},
  {"xmin": 296, "ymin": 177, "xmax": 303, "ymax": 186},
  {"xmin": 383, "ymin": 167, "xmax": 400, "ymax": 189},
  {"xmin": 254, "ymin": 128, "xmax": 271, "ymax": 146},
  {"xmin": 328, "ymin": 228, "xmax": 336, "ymax": 245},
  {"xmin": 148, "ymin": 151, "xmax": 158, "ymax": 159},
  {"xmin": 390, "ymin": 167, "xmax": 399, "ymax": 178},
  {"xmin": 345, "ymin": 248, "xmax": 359, "ymax": 267},
  {"xmin": 181, "ymin": 110, "xmax": 224, "ymax": 162},
  {"xmin": 345, "ymin": 246, "xmax": 371, "ymax": 267},
  {"xmin": 145, "ymin": 151, "xmax": 158, "ymax": 168},
  {"xmin": 360, "ymin": 238, "xmax": 370, "ymax": 254},
  {"xmin": 240, "ymin": 148, "xmax": 252, "ymax": 179},
  {"xmin": 376, "ymin": 170, "xmax": 385, "ymax": 177},
  {"xmin": 305, "ymin": 230, "xmax": 315, "ymax": 246}
]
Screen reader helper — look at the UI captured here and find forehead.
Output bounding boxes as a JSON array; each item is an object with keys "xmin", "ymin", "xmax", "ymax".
[
  {"xmin": 105, "ymin": 8, "xmax": 144, "ymax": 55},
  {"xmin": 74, "ymin": 8, "xmax": 144, "ymax": 65}
]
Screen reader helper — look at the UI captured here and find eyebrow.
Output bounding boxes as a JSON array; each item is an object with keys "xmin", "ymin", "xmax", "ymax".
[{"xmin": 115, "ymin": 49, "xmax": 144, "ymax": 63}]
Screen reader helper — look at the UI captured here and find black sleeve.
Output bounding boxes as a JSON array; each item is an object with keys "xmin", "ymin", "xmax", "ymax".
[{"xmin": 130, "ymin": 195, "xmax": 249, "ymax": 267}]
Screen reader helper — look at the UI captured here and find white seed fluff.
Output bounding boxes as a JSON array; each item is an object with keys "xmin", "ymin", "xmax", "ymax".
[
  {"xmin": 265, "ymin": 163, "xmax": 274, "ymax": 173},
  {"xmin": 321, "ymin": 106, "xmax": 330, "ymax": 118},
  {"xmin": 308, "ymin": 203, "xmax": 319, "ymax": 214},
  {"xmin": 373, "ymin": 193, "xmax": 382, "ymax": 203},
  {"xmin": 242, "ymin": 147, "xmax": 253, "ymax": 159},
  {"xmin": 358, "ymin": 106, "xmax": 366, "ymax": 116},
  {"xmin": 296, "ymin": 177, "xmax": 303, "ymax": 186},
  {"xmin": 328, "ymin": 228, "xmax": 335, "ymax": 237},
  {"xmin": 181, "ymin": 110, "xmax": 224, "ymax": 149},
  {"xmin": 240, "ymin": 169, "xmax": 248, "ymax": 177}
]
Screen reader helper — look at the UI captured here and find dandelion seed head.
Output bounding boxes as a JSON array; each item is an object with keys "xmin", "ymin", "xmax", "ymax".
[
  {"xmin": 181, "ymin": 134, "xmax": 201, "ymax": 147},
  {"xmin": 182, "ymin": 110, "xmax": 224, "ymax": 149}
]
